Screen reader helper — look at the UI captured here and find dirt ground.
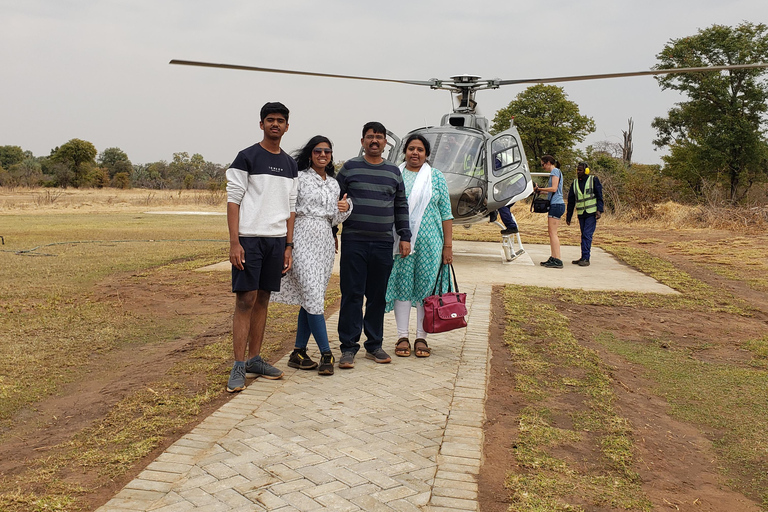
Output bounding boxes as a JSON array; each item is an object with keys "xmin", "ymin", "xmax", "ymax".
[
  {"xmin": 479, "ymin": 226, "xmax": 768, "ymax": 512},
  {"xmin": 2, "ymin": 225, "xmax": 766, "ymax": 511}
]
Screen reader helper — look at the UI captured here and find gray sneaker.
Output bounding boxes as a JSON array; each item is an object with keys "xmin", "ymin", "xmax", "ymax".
[
  {"xmin": 245, "ymin": 355, "xmax": 284, "ymax": 380},
  {"xmin": 365, "ymin": 347, "xmax": 392, "ymax": 364},
  {"xmin": 226, "ymin": 362, "xmax": 246, "ymax": 393},
  {"xmin": 338, "ymin": 351, "xmax": 356, "ymax": 369}
]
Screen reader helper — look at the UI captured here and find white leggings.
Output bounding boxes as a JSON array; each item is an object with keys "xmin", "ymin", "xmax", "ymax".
[{"xmin": 394, "ymin": 300, "xmax": 426, "ymax": 339}]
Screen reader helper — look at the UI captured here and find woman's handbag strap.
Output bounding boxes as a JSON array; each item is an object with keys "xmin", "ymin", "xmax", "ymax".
[{"xmin": 430, "ymin": 262, "xmax": 460, "ymax": 296}]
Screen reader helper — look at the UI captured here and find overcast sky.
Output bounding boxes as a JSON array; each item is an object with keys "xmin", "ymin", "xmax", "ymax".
[{"xmin": 1, "ymin": 1, "xmax": 766, "ymax": 168}]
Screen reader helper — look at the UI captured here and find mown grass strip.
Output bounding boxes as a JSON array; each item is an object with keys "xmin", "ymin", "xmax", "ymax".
[
  {"xmin": 595, "ymin": 332, "xmax": 768, "ymax": 506},
  {"xmin": 501, "ymin": 286, "xmax": 652, "ymax": 512},
  {"xmin": 556, "ymin": 244, "xmax": 752, "ymax": 315}
]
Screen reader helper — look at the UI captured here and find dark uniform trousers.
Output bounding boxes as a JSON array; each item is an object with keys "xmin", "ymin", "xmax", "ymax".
[{"xmin": 337, "ymin": 239, "xmax": 394, "ymax": 355}]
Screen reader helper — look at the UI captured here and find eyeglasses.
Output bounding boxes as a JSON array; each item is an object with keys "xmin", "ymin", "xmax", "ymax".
[
  {"xmin": 313, "ymin": 148, "xmax": 333, "ymax": 155},
  {"xmin": 364, "ymin": 134, "xmax": 386, "ymax": 141}
]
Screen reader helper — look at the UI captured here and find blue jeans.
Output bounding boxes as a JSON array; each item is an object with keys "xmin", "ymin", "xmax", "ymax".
[
  {"xmin": 498, "ymin": 205, "xmax": 517, "ymax": 230},
  {"xmin": 578, "ymin": 215, "xmax": 597, "ymax": 261},
  {"xmin": 338, "ymin": 239, "xmax": 394, "ymax": 355},
  {"xmin": 295, "ymin": 307, "xmax": 331, "ymax": 353}
]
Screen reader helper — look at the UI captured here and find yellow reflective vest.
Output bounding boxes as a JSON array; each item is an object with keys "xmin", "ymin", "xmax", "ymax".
[{"xmin": 574, "ymin": 175, "xmax": 597, "ymax": 215}]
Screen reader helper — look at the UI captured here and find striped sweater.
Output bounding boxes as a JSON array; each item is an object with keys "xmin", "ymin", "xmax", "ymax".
[{"xmin": 336, "ymin": 157, "xmax": 411, "ymax": 243}]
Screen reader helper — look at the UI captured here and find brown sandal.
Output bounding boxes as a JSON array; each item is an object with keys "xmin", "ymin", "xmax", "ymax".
[
  {"xmin": 414, "ymin": 338, "xmax": 431, "ymax": 358},
  {"xmin": 395, "ymin": 337, "xmax": 411, "ymax": 357}
]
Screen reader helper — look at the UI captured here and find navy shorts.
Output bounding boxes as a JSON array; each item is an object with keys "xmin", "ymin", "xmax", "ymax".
[
  {"xmin": 232, "ymin": 236, "xmax": 286, "ymax": 293},
  {"xmin": 548, "ymin": 203, "xmax": 565, "ymax": 219}
]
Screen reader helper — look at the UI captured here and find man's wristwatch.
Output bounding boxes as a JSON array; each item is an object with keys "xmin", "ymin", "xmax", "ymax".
[{"xmin": 285, "ymin": 242, "xmax": 294, "ymax": 248}]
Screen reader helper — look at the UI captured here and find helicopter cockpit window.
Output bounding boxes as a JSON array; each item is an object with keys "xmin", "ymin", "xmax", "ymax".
[
  {"xmin": 430, "ymin": 133, "xmax": 484, "ymax": 178},
  {"xmin": 491, "ymin": 135, "xmax": 522, "ymax": 177}
]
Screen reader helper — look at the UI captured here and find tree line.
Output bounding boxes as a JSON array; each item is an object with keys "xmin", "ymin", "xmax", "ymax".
[
  {"xmin": 491, "ymin": 21, "xmax": 768, "ymax": 208},
  {"xmin": 0, "ymin": 141, "xmax": 227, "ymax": 191}
]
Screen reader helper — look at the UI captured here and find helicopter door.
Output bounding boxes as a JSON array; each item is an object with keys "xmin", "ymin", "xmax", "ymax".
[
  {"xmin": 486, "ymin": 131, "xmax": 531, "ymax": 209},
  {"xmin": 356, "ymin": 130, "xmax": 401, "ymax": 162},
  {"xmin": 384, "ymin": 130, "xmax": 400, "ymax": 161}
]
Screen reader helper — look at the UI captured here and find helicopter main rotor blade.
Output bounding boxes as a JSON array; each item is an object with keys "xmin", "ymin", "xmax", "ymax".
[
  {"xmin": 497, "ymin": 63, "xmax": 768, "ymax": 85},
  {"xmin": 169, "ymin": 59, "xmax": 435, "ymax": 87}
]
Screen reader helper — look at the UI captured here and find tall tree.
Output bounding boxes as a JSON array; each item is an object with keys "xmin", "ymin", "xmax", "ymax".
[
  {"xmin": 652, "ymin": 22, "xmax": 768, "ymax": 201},
  {"xmin": 0, "ymin": 145, "xmax": 25, "ymax": 170},
  {"xmin": 98, "ymin": 147, "xmax": 132, "ymax": 178},
  {"xmin": 491, "ymin": 84, "xmax": 595, "ymax": 170},
  {"xmin": 51, "ymin": 139, "xmax": 98, "ymax": 188}
]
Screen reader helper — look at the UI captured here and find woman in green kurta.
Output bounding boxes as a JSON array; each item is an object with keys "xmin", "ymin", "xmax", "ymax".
[{"xmin": 385, "ymin": 134, "xmax": 453, "ymax": 358}]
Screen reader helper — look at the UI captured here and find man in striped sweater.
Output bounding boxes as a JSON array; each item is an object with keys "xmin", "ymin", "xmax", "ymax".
[{"xmin": 336, "ymin": 122, "xmax": 411, "ymax": 369}]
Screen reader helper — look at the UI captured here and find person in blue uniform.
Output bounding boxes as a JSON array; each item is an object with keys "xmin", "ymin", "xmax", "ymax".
[{"xmin": 566, "ymin": 162, "xmax": 604, "ymax": 266}]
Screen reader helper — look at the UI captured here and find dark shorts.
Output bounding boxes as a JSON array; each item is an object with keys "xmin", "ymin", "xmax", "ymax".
[
  {"xmin": 548, "ymin": 203, "xmax": 565, "ymax": 219},
  {"xmin": 232, "ymin": 236, "xmax": 286, "ymax": 293}
]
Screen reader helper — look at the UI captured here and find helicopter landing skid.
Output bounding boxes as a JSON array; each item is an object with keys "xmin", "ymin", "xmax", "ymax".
[
  {"xmin": 492, "ymin": 214, "xmax": 525, "ymax": 262},
  {"xmin": 501, "ymin": 232, "xmax": 526, "ymax": 262}
]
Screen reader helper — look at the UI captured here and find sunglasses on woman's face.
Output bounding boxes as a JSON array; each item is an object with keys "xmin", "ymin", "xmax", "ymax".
[{"xmin": 313, "ymin": 148, "xmax": 332, "ymax": 155}]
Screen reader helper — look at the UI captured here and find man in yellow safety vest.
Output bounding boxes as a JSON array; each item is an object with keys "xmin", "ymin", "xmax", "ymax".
[{"xmin": 566, "ymin": 162, "xmax": 604, "ymax": 266}]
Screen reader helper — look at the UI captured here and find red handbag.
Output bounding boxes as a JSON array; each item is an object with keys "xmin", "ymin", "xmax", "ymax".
[{"xmin": 423, "ymin": 263, "xmax": 468, "ymax": 334}]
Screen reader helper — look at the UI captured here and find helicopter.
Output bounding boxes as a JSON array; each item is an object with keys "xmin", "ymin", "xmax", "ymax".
[{"xmin": 169, "ymin": 60, "xmax": 768, "ymax": 258}]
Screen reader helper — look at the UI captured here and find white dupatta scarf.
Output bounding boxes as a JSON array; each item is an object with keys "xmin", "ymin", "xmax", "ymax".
[{"xmin": 394, "ymin": 162, "xmax": 433, "ymax": 255}]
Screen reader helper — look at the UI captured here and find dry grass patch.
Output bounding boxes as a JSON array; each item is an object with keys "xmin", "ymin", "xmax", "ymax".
[
  {"xmin": 0, "ymin": 187, "xmax": 226, "ymax": 213},
  {"xmin": 0, "ymin": 204, "xmax": 339, "ymax": 511},
  {"xmin": 501, "ymin": 286, "xmax": 651, "ymax": 511},
  {"xmin": 0, "ymin": 213, "xmax": 229, "ymax": 425}
]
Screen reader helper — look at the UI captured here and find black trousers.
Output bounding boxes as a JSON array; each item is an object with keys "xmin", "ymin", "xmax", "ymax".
[{"xmin": 337, "ymin": 239, "xmax": 394, "ymax": 355}]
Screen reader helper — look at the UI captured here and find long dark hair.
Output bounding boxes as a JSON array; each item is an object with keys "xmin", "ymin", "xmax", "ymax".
[{"xmin": 293, "ymin": 135, "xmax": 335, "ymax": 176}]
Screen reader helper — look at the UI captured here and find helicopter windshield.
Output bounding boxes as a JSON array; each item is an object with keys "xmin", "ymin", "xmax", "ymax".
[{"xmin": 428, "ymin": 132, "xmax": 485, "ymax": 177}]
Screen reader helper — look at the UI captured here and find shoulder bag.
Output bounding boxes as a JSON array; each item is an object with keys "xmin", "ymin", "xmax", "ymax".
[
  {"xmin": 530, "ymin": 192, "xmax": 550, "ymax": 213},
  {"xmin": 423, "ymin": 263, "xmax": 468, "ymax": 334}
]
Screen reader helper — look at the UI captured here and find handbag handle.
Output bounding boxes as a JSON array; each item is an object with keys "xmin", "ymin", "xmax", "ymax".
[{"xmin": 430, "ymin": 262, "xmax": 460, "ymax": 297}]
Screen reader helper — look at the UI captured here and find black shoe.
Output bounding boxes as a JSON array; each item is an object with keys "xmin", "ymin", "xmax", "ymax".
[
  {"xmin": 572, "ymin": 258, "xmax": 583, "ymax": 265},
  {"xmin": 287, "ymin": 348, "xmax": 318, "ymax": 370},
  {"xmin": 500, "ymin": 227, "xmax": 519, "ymax": 235},
  {"xmin": 578, "ymin": 259, "xmax": 590, "ymax": 267},
  {"xmin": 540, "ymin": 256, "xmax": 554, "ymax": 266},
  {"xmin": 489, "ymin": 211, "xmax": 498, "ymax": 222},
  {"xmin": 542, "ymin": 258, "xmax": 563, "ymax": 269},
  {"xmin": 318, "ymin": 352, "xmax": 334, "ymax": 375}
]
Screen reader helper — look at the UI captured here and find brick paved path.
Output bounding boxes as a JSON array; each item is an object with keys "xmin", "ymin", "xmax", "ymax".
[{"xmin": 97, "ymin": 283, "xmax": 491, "ymax": 512}]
